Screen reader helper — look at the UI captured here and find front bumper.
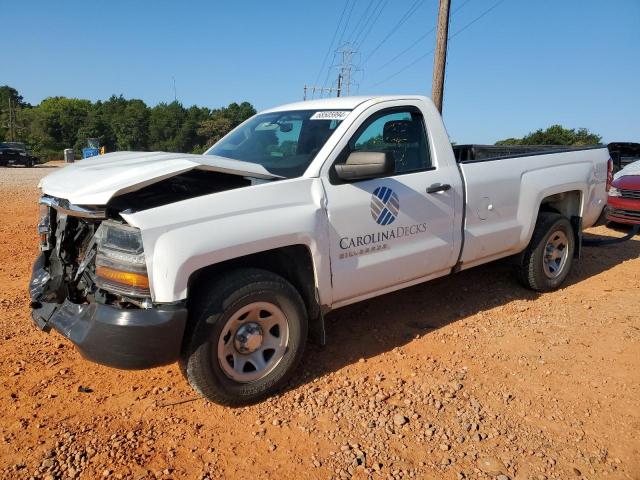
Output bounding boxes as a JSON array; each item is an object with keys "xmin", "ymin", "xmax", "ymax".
[
  {"xmin": 31, "ymin": 300, "xmax": 187, "ymax": 369},
  {"xmin": 606, "ymin": 208, "xmax": 640, "ymax": 225},
  {"xmin": 30, "ymin": 258, "xmax": 188, "ymax": 370},
  {"xmin": 606, "ymin": 196, "xmax": 640, "ymax": 225}
]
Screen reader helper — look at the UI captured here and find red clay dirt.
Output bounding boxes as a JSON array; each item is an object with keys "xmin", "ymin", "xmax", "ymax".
[{"xmin": 0, "ymin": 166, "xmax": 638, "ymax": 480}]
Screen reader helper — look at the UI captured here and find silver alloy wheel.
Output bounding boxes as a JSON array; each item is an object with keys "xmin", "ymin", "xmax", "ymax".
[
  {"xmin": 216, "ymin": 301, "xmax": 289, "ymax": 382},
  {"xmin": 543, "ymin": 230, "xmax": 569, "ymax": 279}
]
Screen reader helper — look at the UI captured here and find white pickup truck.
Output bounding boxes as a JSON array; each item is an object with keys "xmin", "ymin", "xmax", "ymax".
[{"xmin": 30, "ymin": 96, "xmax": 611, "ymax": 405}]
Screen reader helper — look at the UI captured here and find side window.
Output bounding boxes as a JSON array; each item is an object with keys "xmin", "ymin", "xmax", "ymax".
[{"xmin": 349, "ymin": 109, "xmax": 432, "ymax": 175}]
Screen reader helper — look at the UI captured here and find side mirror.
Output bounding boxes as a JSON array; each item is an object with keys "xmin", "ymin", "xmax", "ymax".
[{"xmin": 335, "ymin": 151, "xmax": 394, "ymax": 181}]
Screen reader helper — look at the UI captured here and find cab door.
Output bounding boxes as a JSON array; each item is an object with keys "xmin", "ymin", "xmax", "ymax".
[{"xmin": 322, "ymin": 104, "xmax": 458, "ymax": 305}]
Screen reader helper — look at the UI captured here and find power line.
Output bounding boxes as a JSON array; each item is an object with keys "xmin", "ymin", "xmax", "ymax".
[
  {"xmin": 362, "ymin": 0, "xmax": 425, "ymax": 65},
  {"xmin": 354, "ymin": 0, "xmax": 388, "ymax": 50},
  {"xmin": 375, "ymin": 0, "xmax": 473, "ymax": 71},
  {"xmin": 368, "ymin": 0, "xmax": 506, "ymax": 88},
  {"xmin": 335, "ymin": 0, "xmax": 357, "ymax": 53},
  {"xmin": 451, "ymin": 0, "xmax": 474, "ymax": 17},
  {"xmin": 321, "ymin": 0, "xmax": 357, "ymax": 94},
  {"xmin": 447, "ymin": 0, "xmax": 505, "ymax": 39},
  {"xmin": 311, "ymin": 0, "xmax": 351, "ymax": 95},
  {"xmin": 352, "ymin": 0, "xmax": 384, "ymax": 47},
  {"xmin": 377, "ymin": 27, "xmax": 437, "ymax": 72},
  {"xmin": 347, "ymin": 0, "xmax": 375, "ymax": 45}
]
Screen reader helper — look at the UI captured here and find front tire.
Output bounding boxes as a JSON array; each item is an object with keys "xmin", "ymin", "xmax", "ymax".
[
  {"xmin": 181, "ymin": 268, "xmax": 308, "ymax": 406},
  {"xmin": 517, "ymin": 212, "xmax": 575, "ymax": 292}
]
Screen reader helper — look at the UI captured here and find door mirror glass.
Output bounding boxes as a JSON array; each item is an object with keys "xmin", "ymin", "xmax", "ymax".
[{"xmin": 335, "ymin": 151, "xmax": 394, "ymax": 181}]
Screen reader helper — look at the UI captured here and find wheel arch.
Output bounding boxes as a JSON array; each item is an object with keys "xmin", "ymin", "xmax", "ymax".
[
  {"xmin": 538, "ymin": 190, "xmax": 583, "ymax": 258},
  {"xmin": 539, "ymin": 190, "xmax": 583, "ymax": 218},
  {"xmin": 186, "ymin": 245, "xmax": 325, "ymax": 345},
  {"xmin": 518, "ymin": 184, "xmax": 586, "ymax": 252}
]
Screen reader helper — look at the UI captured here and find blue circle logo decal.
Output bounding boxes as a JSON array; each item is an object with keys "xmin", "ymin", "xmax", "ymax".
[{"xmin": 371, "ymin": 186, "xmax": 400, "ymax": 225}]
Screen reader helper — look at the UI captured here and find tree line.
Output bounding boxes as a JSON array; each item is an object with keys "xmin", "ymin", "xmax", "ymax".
[
  {"xmin": 1, "ymin": 84, "xmax": 603, "ymax": 160},
  {"xmin": 495, "ymin": 124, "xmax": 602, "ymax": 146},
  {"xmin": 0, "ymin": 85, "xmax": 256, "ymax": 160}
]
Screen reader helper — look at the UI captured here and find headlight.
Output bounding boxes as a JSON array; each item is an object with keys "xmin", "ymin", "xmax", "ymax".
[
  {"xmin": 608, "ymin": 187, "xmax": 621, "ymax": 197},
  {"xmin": 95, "ymin": 221, "xmax": 150, "ymax": 297},
  {"xmin": 37, "ymin": 202, "xmax": 53, "ymax": 250}
]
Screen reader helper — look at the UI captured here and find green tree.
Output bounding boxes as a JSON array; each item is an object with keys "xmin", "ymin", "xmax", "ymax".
[
  {"xmin": 178, "ymin": 105, "xmax": 210, "ymax": 152},
  {"xmin": 74, "ymin": 100, "xmax": 115, "ymax": 153},
  {"xmin": 0, "ymin": 85, "xmax": 30, "ymax": 142},
  {"xmin": 149, "ymin": 101, "xmax": 186, "ymax": 151},
  {"xmin": 198, "ymin": 102, "xmax": 256, "ymax": 148},
  {"xmin": 496, "ymin": 125, "xmax": 602, "ymax": 146},
  {"xmin": 24, "ymin": 97, "xmax": 92, "ymax": 158},
  {"xmin": 111, "ymin": 99, "xmax": 150, "ymax": 150},
  {"xmin": 0, "ymin": 85, "xmax": 257, "ymax": 157}
]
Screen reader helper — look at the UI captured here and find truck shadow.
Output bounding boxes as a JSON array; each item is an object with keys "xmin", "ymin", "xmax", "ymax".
[{"xmin": 292, "ymin": 233, "xmax": 640, "ymax": 390}]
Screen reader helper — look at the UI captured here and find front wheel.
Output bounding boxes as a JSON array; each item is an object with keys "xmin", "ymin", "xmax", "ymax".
[
  {"xmin": 517, "ymin": 212, "xmax": 575, "ymax": 292},
  {"xmin": 181, "ymin": 268, "xmax": 308, "ymax": 406}
]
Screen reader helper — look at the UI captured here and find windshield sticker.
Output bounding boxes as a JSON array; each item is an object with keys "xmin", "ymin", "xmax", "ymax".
[{"xmin": 310, "ymin": 111, "xmax": 350, "ymax": 121}]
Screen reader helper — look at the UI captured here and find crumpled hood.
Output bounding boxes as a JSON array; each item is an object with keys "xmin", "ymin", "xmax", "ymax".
[{"xmin": 39, "ymin": 151, "xmax": 280, "ymax": 205}]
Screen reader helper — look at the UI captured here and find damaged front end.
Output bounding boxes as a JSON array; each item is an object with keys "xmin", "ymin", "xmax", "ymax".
[
  {"xmin": 29, "ymin": 196, "xmax": 187, "ymax": 369},
  {"xmin": 31, "ymin": 196, "xmax": 106, "ymax": 320}
]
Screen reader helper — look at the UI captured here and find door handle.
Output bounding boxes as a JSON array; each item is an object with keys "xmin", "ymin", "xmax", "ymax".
[{"xmin": 426, "ymin": 183, "xmax": 451, "ymax": 194}]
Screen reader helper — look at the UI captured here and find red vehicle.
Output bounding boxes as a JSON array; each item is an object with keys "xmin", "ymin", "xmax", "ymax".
[{"xmin": 607, "ymin": 161, "xmax": 640, "ymax": 225}]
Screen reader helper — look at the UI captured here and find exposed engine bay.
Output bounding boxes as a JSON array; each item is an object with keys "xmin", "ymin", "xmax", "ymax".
[
  {"xmin": 31, "ymin": 170, "xmax": 260, "ymax": 311},
  {"xmin": 107, "ymin": 170, "xmax": 252, "ymax": 213},
  {"xmin": 31, "ymin": 202, "xmax": 109, "ymax": 308}
]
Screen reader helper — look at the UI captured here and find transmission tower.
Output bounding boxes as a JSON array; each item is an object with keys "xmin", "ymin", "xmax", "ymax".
[
  {"xmin": 304, "ymin": 43, "xmax": 360, "ymax": 99},
  {"xmin": 336, "ymin": 43, "xmax": 358, "ymax": 97}
]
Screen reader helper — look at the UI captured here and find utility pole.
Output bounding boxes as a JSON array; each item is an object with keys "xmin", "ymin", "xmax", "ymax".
[
  {"xmin": 303, "ymin": 85, "xmax": 338, "ymax": 100},
  {"xmin": 432, "ymin": 0, "xmax": 451, "ymax": 113},
  {"xmin": 7, "ymin": 98, "xmax": 15, "ymax": 142},
  {"xmin": 337, "ymin": 74, "xmax": 343, "ymax": 97},
  {"xmin": 172, "ymin": 76, "xmax": 177, "ymax": 102}
]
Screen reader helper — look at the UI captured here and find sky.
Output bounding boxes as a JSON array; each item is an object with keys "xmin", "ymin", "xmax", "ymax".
[{"xmin": 2, "ymin": 0, "xmax": 639, "ymax": 144}]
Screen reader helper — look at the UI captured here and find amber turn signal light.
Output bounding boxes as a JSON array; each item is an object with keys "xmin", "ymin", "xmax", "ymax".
[{"xmin": 96, "ymin": 266, "xmax": 150, "ymax": 289}]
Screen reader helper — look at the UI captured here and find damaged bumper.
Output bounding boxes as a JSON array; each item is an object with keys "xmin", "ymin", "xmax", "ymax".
[{"xmin": 30, "ymin": 257, "xmax": 188, "ymax": 370}]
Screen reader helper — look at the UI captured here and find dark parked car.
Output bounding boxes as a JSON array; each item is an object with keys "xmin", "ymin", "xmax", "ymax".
[{"xmin": 0, "ymin": 142, "xmax": 38, "ymax": 167}]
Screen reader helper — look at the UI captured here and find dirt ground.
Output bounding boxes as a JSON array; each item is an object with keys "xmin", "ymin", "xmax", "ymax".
[{"xmin": 0, "ymin": 165, "xmax": 638, "ymax": 480}]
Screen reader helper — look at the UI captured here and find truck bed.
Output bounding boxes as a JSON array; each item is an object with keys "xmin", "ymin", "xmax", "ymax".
[
  {"xmin": 457, "ymin": 146, "xmax": 609, "ymax": 269},
  {"xmin": 453, "ymin": 144, "xmax": 603, "ymax": 163}
]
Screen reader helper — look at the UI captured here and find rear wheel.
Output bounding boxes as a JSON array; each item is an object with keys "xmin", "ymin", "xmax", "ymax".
[
  {"xmin": 517, "ymin": 212, "xmax": 575, "ymax": 292},
  {"xmin": 180, "ymin": 268, "xmax": 307, "ymax": 406}
]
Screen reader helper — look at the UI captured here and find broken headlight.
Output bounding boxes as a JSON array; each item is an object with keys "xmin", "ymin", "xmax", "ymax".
[
  {"xmin": 95, "ymin": 221, "xmax": 150, "ymax": 298},
  {"xmin": 37, "ymin": 201, "xmax": 53, "ymax": 251}
]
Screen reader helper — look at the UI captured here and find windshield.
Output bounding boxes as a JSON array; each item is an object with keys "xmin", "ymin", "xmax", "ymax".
[{"xmin": 206, "ymin": 109, "xmax": 349, "ymax": 178}]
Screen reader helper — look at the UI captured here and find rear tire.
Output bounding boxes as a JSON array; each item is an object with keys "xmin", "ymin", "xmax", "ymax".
[
  {"xmin": 180, "ymin": 268, "xmax": 307, "ymax": 406},
  {"xmin": 517, "ymin": 212, "xmax": 575, "ymax": 292}
]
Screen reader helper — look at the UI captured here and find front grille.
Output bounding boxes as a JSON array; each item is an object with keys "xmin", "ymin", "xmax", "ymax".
[
  {"xmin": 607, "ymin": 208, "xmax": 640, "ymax": 220},
  {"xmin": 620, "ymin": 189, "xmax": 640, "ymax": 200}
]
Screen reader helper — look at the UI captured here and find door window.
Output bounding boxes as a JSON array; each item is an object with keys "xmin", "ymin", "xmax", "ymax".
[{"xmin": 340, "ymin": 108, "xmax": 432, "ymax": 177}]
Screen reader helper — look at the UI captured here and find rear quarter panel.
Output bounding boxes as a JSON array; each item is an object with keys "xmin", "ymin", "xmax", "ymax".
[{"xmin": 459, "ymin": 148, "xmax": 608, "ymax": 268}]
